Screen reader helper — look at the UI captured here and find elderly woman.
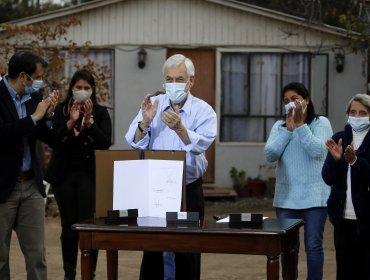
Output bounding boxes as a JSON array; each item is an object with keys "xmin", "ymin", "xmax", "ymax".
[{"xmin": 322, "ymin": 93, "xmax": 370, "ymax": 280}]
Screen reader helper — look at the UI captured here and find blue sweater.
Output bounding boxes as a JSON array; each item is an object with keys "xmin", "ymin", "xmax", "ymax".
[{"xmin": 264, "ymin": 117, "xmax": 333, "ymax": 209}]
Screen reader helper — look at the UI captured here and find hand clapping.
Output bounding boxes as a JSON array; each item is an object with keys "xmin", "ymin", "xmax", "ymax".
[
  {"xmin": 326, "ymin": 138, "xmax": 343, "ymax": 161},
  {"xmin": 162, "ymin": 105, "xmax": 182, "ymax": 131},
  {"xmin": 141, "ymin": 94, "xmax": 158, "ymax": 125},
  {"xmin": 344, "ymin": 143, "xmax": 357, "ymax": 165}
]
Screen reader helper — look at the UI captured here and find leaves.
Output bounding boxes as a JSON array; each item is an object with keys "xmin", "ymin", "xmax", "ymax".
[{"xmin": 0, "ymin": 16, "xmax": 112, "ymax": 105}]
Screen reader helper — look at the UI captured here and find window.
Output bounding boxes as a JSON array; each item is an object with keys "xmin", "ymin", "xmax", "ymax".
[
  {"xmin": 220, "ymin": 52, "xmax": 328, "ymax": 142},
  {"xmin": 65, "ymin": 49, "xmax": 114, "ymax": 110}
]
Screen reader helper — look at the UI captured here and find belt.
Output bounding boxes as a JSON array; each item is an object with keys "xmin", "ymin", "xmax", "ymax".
[{"xmin": 17, "ymin": 170, "xmax": 35, "ymax": 182}]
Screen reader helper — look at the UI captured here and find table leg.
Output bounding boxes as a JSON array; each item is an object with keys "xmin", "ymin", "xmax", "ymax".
[
  {"xmin": 266, "ymin": 254, "xmax": 279, "ymax": 280},
  {"xmin": 107, "ymin": 250, "xmax": 118, "ymax": 280},
  {"xmin": 283, "ymin": 247, "xmax": 296, "ymax": 280},
  {"xmin": 81, "ymin": 249, "xmax": 93, "ymax": 280}
]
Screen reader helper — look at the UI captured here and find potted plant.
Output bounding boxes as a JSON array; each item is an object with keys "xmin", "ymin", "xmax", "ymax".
[
  {"xmin": 229, "ymin": 167, "xmax": 248, "ymax": 197},
  {"xmin": 246, "ymin": 164, "xmax": 272, "ymax": 197},
  {"xmin": 247, "ymin": 176, "xmax": 266, "ymax": 197}
]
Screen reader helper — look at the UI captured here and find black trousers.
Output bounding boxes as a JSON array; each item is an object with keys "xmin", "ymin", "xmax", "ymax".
[
  {"xmin": 334, "ymin": 219, "xmax": 370, "ymax": 280},
  {"xmin": 139, "ymin": 178, "xmax": 204, "ymax": 280},
  {"xmin": 53, "ymin": 170, "xmax": 98, "ymax": 280}
]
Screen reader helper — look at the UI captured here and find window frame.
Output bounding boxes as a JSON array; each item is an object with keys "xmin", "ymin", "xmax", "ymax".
[{"xmin": 217, "ymin": 50, "xmax": 329, "ymax": 143}]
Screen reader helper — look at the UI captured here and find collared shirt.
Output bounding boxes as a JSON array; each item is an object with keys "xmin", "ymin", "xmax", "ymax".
[
  {"xmin": 3, "ymin": 76, "xmax": 33, "ymax": 171},
  {"xmin": 125, "ymin": 93, "xmax": 217, "ymax": 185}
]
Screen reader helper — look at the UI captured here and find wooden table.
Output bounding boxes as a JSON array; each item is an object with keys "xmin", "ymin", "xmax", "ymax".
[{"xmin": 73, "ymin": 217, "xmax": 303, "ymax": 280}]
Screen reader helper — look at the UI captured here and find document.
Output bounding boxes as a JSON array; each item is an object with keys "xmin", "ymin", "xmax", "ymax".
[{"xmin": 113, "ymin": 159, "xmax": 184, "ymax": 218}]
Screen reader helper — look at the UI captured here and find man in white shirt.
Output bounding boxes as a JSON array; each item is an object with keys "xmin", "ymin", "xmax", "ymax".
[{"xmin": 125, "ymin": 54, "xmax": 217, "ymax": 280}]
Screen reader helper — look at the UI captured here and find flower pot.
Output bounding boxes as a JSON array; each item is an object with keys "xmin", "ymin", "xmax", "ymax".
[
  {"xmin": 247, "ymin": 179, "xmax": 266, "ymax": 197},
  {"xmin": 233, "ymin": 185, "xmax": 249, "ymax": 197}
]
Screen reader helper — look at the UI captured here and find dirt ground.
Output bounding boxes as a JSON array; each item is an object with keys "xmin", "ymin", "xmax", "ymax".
[{"xmin": 9, "ymin": 198, "xmax": 336, "ymax": 279}]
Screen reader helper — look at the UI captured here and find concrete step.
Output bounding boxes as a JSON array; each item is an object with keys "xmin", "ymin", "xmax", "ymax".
[{"xmin": 203, "ymin": 186, "xmax": 237, "ymax": 199}]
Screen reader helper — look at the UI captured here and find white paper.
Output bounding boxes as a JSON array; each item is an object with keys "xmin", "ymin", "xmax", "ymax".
[{"xmin": 113, "ymin": 159, "xmax": 183, "ymax": 218}]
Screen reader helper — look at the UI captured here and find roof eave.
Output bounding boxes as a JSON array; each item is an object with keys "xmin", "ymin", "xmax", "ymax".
[
  {"xmin": 2, "ymin": 0, "xmax": 124, "ymax": 25},
  {"xmin": 206, "ymin": 0, "xmax": 348, "ymax": 37}
]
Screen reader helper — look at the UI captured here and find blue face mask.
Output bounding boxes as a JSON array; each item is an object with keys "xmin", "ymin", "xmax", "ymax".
[
  {"xmin": 347, "ymin": 116, "xmax": 370, "ymax": 132},
  {"xmin": 164, "ymin": 83, "xmax": 188, "ymax": 104},
  {"xmin": 24, "ymin": 75, "xmax": 44, "ymax": 94}
]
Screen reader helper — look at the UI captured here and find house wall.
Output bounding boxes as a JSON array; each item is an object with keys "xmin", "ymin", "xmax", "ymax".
[
  {"xmin": 328, "ymin": 52, "xmax": 367, "ymax": 132},
  {"xmin": 1, "ymin": 0, "xmax": 367, "ymax": 187},
  {"xmin": 112, "ymin": 46, "xmax": 367, "ymax": 187},
  {"xmin": 112, "ymin": 47, "xmax": 166, "ymax": 149},
  {"xmin": 48, "ymin": 0, "xmax": 342, "ymax": 48}
]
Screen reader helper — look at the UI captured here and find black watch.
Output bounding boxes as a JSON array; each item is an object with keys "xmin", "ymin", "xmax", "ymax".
[{"xmin": 138, "ymin": 121, "xmax": 150, "ymax": 134}]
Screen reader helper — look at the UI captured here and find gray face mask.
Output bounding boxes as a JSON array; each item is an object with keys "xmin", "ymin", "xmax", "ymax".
[{"xmin": 72, "ymin": 89, "xmax": 92, "ymax": 102}]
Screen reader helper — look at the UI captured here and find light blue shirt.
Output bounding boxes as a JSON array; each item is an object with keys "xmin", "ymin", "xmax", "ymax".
[
  {"xmin": 264, "ymin": 116, "xmax": 333, "ymax": 209},
  {"xmin": 3, "ymin": 76, "xmax": 34, "ymax": 171},
  {"xmin": 125, "ymin": 93, "xmax": 217, "ymax": 185}
]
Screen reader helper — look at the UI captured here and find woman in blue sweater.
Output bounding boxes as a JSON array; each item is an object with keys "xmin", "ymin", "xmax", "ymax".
[
  {"xmin": 322, "ymin": 94, "xmax": 370, "ymax": 280},
  {"xmin": 264, "ymin": 82, "xmax": 333, "ymax": 280}
]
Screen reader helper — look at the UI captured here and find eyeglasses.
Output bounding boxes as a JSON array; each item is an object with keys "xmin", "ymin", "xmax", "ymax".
[{"xmin": 24, "ymin": 72, "xmax": 44, "ymax": 82}]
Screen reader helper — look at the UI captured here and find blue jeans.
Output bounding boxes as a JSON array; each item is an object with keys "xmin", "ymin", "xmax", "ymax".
[
  {"xmin": 276, "ymin": 207, "xmax": 327, "ymax": 280},
  {"xmin": 163, "ymin": 252, "xmax": 175, "ymax": 280}
]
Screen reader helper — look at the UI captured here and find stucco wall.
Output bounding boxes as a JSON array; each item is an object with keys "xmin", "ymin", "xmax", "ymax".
[
  {"xmin": 111, "ymin": 47, "xmax": 166, "ymax": 149},
  {"xmin": 111, "ymin": 47, "xmax": 367, "ymax": 187}
]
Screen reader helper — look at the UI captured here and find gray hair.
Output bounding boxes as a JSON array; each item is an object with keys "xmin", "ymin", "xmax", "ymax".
[
  {"xmin": 162, "ymin": 54, "xmax": 195, "ymax": 77},
  {"xmin": 346, "ymin": 93, "xmax": 370, "ymax": 114}
]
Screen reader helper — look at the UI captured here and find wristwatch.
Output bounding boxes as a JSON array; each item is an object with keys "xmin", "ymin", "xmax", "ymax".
[
  {"xmin": 85, "ymin": 116, "xmax": 94, "ymax": 126},
  {"xmin": 138, "ymin": 121, "xmax": 150, "ymax": 135},
  {"xmin": 46, "ymin": 111, "xmax": 54, "ymax": 119}
]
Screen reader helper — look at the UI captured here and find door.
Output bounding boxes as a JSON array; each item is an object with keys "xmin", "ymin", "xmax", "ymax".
[{"xmin": 167, "ymin": 49, "xmax": 216, "ymax": 183}]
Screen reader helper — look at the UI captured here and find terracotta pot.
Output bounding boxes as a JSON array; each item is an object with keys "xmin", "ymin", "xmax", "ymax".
[
  {"xmin": 247, "ymin": 179, "xmax": 266, "ymax": 197},
  {"xmin": 233, "ymin": 185, "xmax": 249, "ymax": 197}
]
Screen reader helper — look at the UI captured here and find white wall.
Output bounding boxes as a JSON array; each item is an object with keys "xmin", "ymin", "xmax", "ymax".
[
  {"xmin": 328, "ymin": 52, "xmax": 367, "ymax": 132},
  {"xmin": 111, "ymin": 47, "xmax": 166, "ymax": 149}
]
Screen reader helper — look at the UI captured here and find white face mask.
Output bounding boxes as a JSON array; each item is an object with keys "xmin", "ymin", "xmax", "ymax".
[
  {"xmin": 284, "ymin": 100, "xmax": 306, "ymax": 115},
  {"xmin": 72, "ymin": 89, "xmax": 92, "ymax": 103},
  {"xmin": 284, "ymin": 101, "xmax": 296, "ymax": 114}
]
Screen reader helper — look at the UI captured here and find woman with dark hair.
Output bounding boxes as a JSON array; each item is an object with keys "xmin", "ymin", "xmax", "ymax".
[
  {"xmin": 322, "ymin": 94, "xmax": 370, "ymax": 280},
  {"xmin": 45, "ymin": 69, "xmax": 112, "ymax": 279},
  {"xmin": 264, "ymin": 82, "xmax": 333, "ymax": 280}
]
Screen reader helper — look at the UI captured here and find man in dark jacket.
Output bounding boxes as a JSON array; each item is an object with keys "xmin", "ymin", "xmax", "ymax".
[{"xmin": 0, "ymin": 51, "xmax": 57, "ymax": 280}]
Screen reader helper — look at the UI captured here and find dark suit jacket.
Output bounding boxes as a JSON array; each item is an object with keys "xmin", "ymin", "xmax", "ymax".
[
  {"xmin": 322, "ymin": 124, "xmax": 370, "ymax": 233},
  {"xmin": 0, "ymin": 79, "xmax": 55, "ymax": 203},
  {"xmin": 44, "ymin": 100, "xmax": 112, "ymax": 186}
]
